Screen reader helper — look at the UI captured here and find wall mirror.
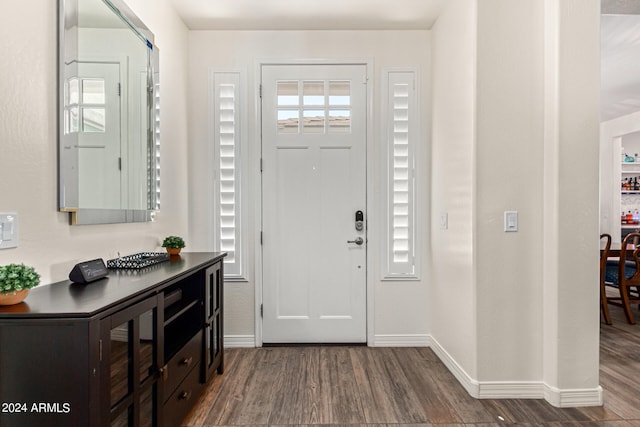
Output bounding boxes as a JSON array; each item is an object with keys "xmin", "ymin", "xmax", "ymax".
[{"xmin": 58, "ymin": 0, "xmax": 159, "ymax": 225}]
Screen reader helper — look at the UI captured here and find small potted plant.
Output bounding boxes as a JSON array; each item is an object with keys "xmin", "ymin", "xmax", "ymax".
[
  {"xmin": 0, "ymin": 263, "xmax": 41, "ymax": 305},
  {"xmin": 162, "ymin": 235, "xmax": 185, "ymax": 256}
]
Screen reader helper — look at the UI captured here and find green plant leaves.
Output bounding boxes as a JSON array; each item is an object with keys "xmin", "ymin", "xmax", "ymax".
[{"xmin": 0, "ymin": 264, "xmax": 40, "ymax": 294}]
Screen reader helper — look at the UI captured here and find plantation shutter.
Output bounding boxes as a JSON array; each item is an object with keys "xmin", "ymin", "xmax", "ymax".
[
  {"xmin": 385, "ymin": 70, "xmax": 418, "ymax": 279},
  {"xmin": 213, "ymin": 71, "xmax": 243, "ymax": 278}
]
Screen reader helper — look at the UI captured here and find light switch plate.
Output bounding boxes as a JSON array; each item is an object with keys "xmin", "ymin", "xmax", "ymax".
[
  {"xmin": 504, "ymin": 211, "xmax": 518, "ymax": 232},
  {"xmin": 0, "ymin": 212, "xmax": 18, "ymax": 249},
  {"xmin": 440, "ymin": 212, "xmax": 448, "ymax": 230}
]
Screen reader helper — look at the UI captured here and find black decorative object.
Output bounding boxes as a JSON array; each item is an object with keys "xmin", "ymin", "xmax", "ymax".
[
  {"xmin": 69, "ymin": 259, "xmax": 109, "ymax": 284},
  {"xmin": 107, "ymin": 252, "xmax": 170, "ymax": 269}
]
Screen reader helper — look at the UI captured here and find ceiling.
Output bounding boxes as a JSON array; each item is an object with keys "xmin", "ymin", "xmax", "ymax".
[
  {"xmin": 601, "ymin": 11, "xmax": 640, "ymax": 121},
  {"xmin": 166, "ymin": 0, "xmax": 639, "ymax": 122},
  {"xmin": 167, "ymin": 0, "xmax": 448, "ymax": 31}
]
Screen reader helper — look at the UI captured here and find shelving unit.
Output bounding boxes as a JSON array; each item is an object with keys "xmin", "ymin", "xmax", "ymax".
[{"xmin": 620, "ymin": 162, "xmax": 640, "ymax": 240}]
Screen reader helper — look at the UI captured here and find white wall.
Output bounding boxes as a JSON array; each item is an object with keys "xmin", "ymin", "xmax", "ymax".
[
  {"xmin": 186, "ymin": 30, "xmax": 431, "ymax": 343},
  {"xmin": 542, "ymin": 1, "xmax": 600, "ymax": 403},
  {"xmin": 475, "ymin": 0, "xmax": 545, "ymax": 383},
  {"xmin": 0, "ymin": 0, "xmax": 189, "ymax": 284},
  {"xmin": 430, "ymin": 0, "xmax": 478, "ymax": 380},
  {"xmin": 430, "ymin": 0, "xmax": 601, "ymax": 406}
]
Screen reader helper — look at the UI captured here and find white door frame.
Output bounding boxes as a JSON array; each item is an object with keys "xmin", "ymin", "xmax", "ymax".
[{"xmin": 253, "ymin": 58, "xmax": 375, "ymax": 347}]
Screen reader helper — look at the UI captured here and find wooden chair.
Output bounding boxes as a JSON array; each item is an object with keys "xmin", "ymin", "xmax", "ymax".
[
  {"xmin": 604, "ymin": 232, "xmax": 640, "ymax": 324},
  {"xmin": 600, "ymin": 233, "xmax": 612, "ymax": 325}
]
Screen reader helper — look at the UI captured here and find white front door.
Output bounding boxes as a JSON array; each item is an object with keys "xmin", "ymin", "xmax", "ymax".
[
  {"xmin": 77, "ymin": 62, "xmax": 122, "ymax": 209},
  {"xmin": 261, "ymin": 64, "xmax": 368, "ymax": 343}
]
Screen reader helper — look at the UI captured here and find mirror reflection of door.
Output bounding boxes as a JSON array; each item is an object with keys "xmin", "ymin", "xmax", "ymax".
[{"xmin": 76, "ymin": 62, "xmax": 122, "ymax": 209}]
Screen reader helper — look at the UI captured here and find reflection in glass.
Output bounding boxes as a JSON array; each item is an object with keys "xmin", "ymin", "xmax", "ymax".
[
  {"xmin": 303, "ymin": 81, "xmax": 324, "ymax": 106},
  {"xmin": 109, "ymin": 307, "xmax": 156, "ymax": 425},
  {"xmin": 329, "ymin": 109, "xmax": 351, "ymax": 133},
  {"xmin": 111, "ymin": 407, "xmax": 131, "ymax": 427},
  {"xmin": 59, "ymin": 0, "xmax": 159, "ymax": 224},
  {"xmin": 329, "ymin": 81, "xmax": 350, "ymax": 106},
  {"xmin": 213, "ymin": 317, "xmax": 219, "ymax": 359},
  {"xmin": 140, "ymin": 385, "xmax": 154, "ymax": 427},
  {"xmin": 303, "ymin": 109, "xmax": 325, "ymax": 133},
  {"xmin": 68, "ymin": 78, "xmax": 79, "ymax": 105},
  {"xmin": 82, "ymin": 108, "xmax": 106, "ymax": 132},
  {"xmin": 110, "ymin": 321, "xmax": 130, "ymax": 407},
  {"xmin": 64, "ymin": 78, "xmax": 81, "ymax": 135},
  {"xmin": 277, "ymin": 110, "xmax": 299, "ymax": 133},
  {"xmin": 139, "ymin": 309, "xmax": 154, "ymax": 383},
  {"xmin": 275, "ymin": 79, "xmax": 354, "ymax": 135},
  {"xmin": 69, "ymin": 106, "xmax": 79, "ymax": 133},
  {"xmin": 82, "ymin": 79, "xmax": 105, "ymax": 104},
  {"xmin": 277, "ymin": 81, "xmax": 298, "ymax": 106}
]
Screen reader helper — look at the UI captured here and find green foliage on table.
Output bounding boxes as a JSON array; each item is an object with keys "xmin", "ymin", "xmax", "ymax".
[
  {"xmin": 162, "ymin": 235, "xmax": 186, "ymax": 249},
  {"xmin": 0, "ymin": 264, "xmax": 41, "ymax": 294}
]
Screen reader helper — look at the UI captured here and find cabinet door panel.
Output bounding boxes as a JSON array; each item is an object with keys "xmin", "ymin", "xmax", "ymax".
[
  {"xmin": 204, "ymin": 262, "xmax": 224, "ymax": 382},
  {"xmin": 0, "ymin": 321, "xmax": 93, "ymax": 427},
  {"xmin": 102, "ymin": 295, "xmax": 161, "ymax": 427}
]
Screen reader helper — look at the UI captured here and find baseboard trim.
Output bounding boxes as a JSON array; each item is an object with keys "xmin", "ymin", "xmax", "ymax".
[
  {"xmin": 371, "ymin": 334, "xmax": 431, "ymax": 347},
  {"xmin": 428, "ymin": 335, "xmax": 603, "ymax": 407},
  {"xmin": 428, "ymin": 335, "xmax": 480, "ymax": 397},
  {"xmin": 224, "ymin": 335, "xmax": 256, "ymax": 348},
  {"xmin": 543, "ymin": 384, "xmax": 603, "ymax": 408},
  {"xmin": 477, "ymin": 382, "xmax": 545, "ymax": 399}
]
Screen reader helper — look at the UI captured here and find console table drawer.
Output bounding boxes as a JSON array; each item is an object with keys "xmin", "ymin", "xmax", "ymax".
[
  {"xmin": 163, "ymin": 361, "xmax": 203, "ymax": 427},
  {"xmin": 164, "ymin": 332, "xmax": 202, "ymax": 399}
]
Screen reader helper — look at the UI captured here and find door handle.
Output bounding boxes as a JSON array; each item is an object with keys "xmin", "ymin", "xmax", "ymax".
[{"xmin": 347, "ymin": 237, "xmax": 364, "ymax": 245}]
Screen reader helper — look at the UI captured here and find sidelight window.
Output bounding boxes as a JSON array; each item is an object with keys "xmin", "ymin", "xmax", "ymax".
[
  {"xmin": 64, "ymin": 77, "xmax": 107, "ymax": 134},
  {"xmin": 212, "ymin": 71, "xmax": 245, "ymax": 279},
  {"xmin": 383, "ymin": 70, "xmax": 419, "ymax": 280}
]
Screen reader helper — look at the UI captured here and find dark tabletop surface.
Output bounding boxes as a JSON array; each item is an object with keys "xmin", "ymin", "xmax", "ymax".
[{"xmin": 0, "ymin": 252, "xmax": 226, "ymax": 319}]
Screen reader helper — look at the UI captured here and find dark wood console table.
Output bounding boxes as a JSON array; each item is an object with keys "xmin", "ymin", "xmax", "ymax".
[{"xmin": 0, "ymin": 252, "xmax": 225, "ymax": 427}]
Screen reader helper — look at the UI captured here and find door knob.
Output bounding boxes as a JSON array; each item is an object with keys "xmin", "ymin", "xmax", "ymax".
[{"xmin": 347, "ymin": 237, "xmax": 364, "ymax": 245}]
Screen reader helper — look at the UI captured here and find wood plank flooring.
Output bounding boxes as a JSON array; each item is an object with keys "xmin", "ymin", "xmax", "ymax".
[{"xmin": 183, "ymin": 305, "xmax": 640, "ymax": 427}]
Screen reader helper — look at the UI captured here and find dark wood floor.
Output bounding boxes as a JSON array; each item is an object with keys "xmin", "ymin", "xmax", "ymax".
[{"xmin": 183, "ymin": 306, "xmax": 640, "ymax": 427}]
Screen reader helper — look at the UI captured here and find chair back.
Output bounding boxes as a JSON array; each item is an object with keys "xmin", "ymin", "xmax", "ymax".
[
  {"xmin": 601, "ymin": 233, "xmax": 611, "ymax": 284},
  {"xmin": 620, "ymin": 232, "xmax": 640, "ymax": 266}
]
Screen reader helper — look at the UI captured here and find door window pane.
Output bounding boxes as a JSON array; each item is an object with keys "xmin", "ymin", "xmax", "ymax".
[
  {"xmin": 275, "ymin": 79, "xmax": 354, "ymax": 135},
  {"xmin": 329, "ymin": 109, "xmax": 351, "ymax": 133},
  {"xmin": 82, "ymin": 79, "xmax": 106, "ymax": 104},
  {"xmin": 303, "ymin": 81, "xmax": 324, "ymax": 106},
  {"xmin": 277, "ymin": 81, "xmax": 298, "ymax": 106},
  {"xmin": 303, "ymin": 109, "xmax": 324, "ymax": 133},
  {"xmin": 82, "ymin": 108, "xmax": 106, "ymax": 132},
  {"xmin": 329, "ymin": 81, "xmax": 350, "ymax": 106},
  {"xmin": 278, "ymin": 110, "xmax": 299, "ymax": 133}
]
